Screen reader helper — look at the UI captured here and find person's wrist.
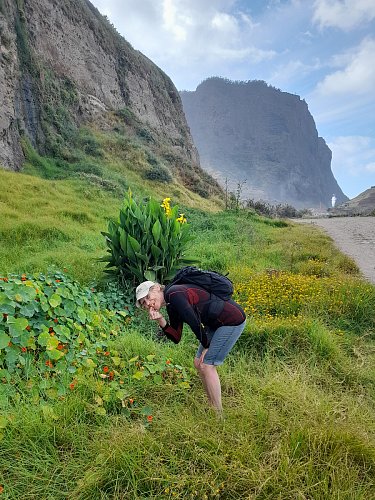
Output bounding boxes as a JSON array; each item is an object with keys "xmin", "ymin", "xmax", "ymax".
[{"xmin": 158, "ymin": 317, "xmax": 167, "ymax": 328}]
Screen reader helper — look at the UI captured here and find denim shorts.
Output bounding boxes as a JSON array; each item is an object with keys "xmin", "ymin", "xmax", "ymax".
[{"xmin": 195, "ymin": 320, "xmax": 246, "ymax": 366}]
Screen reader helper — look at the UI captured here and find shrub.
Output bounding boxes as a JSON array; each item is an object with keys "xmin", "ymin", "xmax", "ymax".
[
  {"xmin": 100, "ymin": 192, "xmax": 195, "ymax": 284},
  {"xmin": 137, "ymin": 127, "xmax": 154, "ymax": 143},
  {"xmin": 144, "ymin": 164, "xmax": 172, "ymax": 183},
  {"xmin": 78, "ymin": 133, "xmax": 103, "ymax": 158},
  {"xmin": 192, "ymin": 183, "xmax": 209, "ymax": 199},
  {"xmin": 0, "ymin": 271, "xmax": 127, "ymax": 402},
  {"xmin": 115, "ymin": 107, "xmax": 135, "ymax": 126},
  {"xmin": 245, "ymin": 199, "xmax": 311, "ymax": 219},
  {"xmin": 72, "ymin": 161, "xmax": 103, "ymax": 176}
]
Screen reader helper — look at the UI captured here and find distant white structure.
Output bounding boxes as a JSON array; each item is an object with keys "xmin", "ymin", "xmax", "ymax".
[{"xmin": 331, "ymin": 194, "xmax": 337, "ymax": 208}]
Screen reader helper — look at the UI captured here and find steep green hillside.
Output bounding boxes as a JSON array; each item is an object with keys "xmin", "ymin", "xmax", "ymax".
[{"xmin": 0, "ymin": 162, "xmax": 222, "ymax": 283}]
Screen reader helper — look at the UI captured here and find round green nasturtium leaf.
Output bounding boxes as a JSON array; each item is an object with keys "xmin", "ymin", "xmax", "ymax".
[
  {"xmin": 54, "ymin": 325, "xmax": 71, "ymax": 341},
  {"xmin": 19, "ymin": 302, "xmax": 36, "ymax": 317},
  {"xmin": 132, "ymin": 371, "xmax": 144, "ymax": 380},
  {"xmin": 46, "ymin": 336, "xmax": 59, "ymax": 351},
  {"xmin": 37, "ymin": 332, "xmax": 51, "ymax": 347},
  {"xmin": 0, "ymin": 332, "xmax": 11, "ymax": 350},
  {"xmin": 47, "ymin": 348, "xmax": 65, "ymax": 361},
  {"xmin": 63, "ymin": 300, "xmax": 75, "ymax": 315},
  {"xmin": 49, "ymin": 294, "xmax": 62, "ymax": 308},
  {"xmin": 0, "ymin": 294, "xmax": 16, "ymax": 315},
  {"xmin": 8, "ymin": 318, "xmax": 29, "ymax": 337},
  {"xmin": 77, "ymin": 308, "xmax": 86, "ymax": 324}
]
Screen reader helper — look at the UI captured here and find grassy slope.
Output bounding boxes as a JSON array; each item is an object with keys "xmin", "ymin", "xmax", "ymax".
[
  {"xmin": 0, "ymin": 165, "xmax": 221, "ymax": 284},
  {"xmin": 0, "ymin": 169, "xmax": 375, "ymax": 499}
]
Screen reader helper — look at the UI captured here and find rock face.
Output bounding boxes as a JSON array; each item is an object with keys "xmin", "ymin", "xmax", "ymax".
[
  {"xmin": 180, "ymin": 78, "xmax": 347, "ymax": 208},
  {"xmin": 331, "ymin": 187, "xmax": 375, "ymax": 216},
  {"xmin": 0, "ymin": 0, "xmax": 199, "ymax": 170}
]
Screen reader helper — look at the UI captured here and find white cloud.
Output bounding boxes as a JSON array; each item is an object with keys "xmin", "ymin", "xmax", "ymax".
[
  {"xmin": 211, "ymin": 12, "xmax": 238, "ymax": 32},
  {"xmin": 313, "ymin": 0, "xmax": 375, "ymax": 30},
  {"xmin": 269, "ymin": 59, "xmax": 322, "ymax": 88},
  {"xmin": 315, "ymin": 37, "xmax": 375, "ymax": 96},
  {"xmin": 90, "ymin": 0, "xmax": 277, "ymax": 81},
  {"xmin": 239, "ymin": 13, "xmax": 259, "ymax": 29},
  {"xmin": 328, "ymin": 135, "xmax": 375, "ymax": 196},
  {"xmin": 328, "ymin": 136, "xmax": 375, "ymax": 175},
  {"xmin": 162, "ymin": 0, "xmax": 194, "ymax": 41}
]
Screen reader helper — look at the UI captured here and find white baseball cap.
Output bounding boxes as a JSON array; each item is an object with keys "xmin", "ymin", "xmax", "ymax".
[{"xmin": 135, "ymin": 281, "xmax": 156, "ymax": 307}]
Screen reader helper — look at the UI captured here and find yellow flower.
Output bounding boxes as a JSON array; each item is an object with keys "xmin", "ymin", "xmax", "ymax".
[
  {"xmin": 161, "ymin": 197, "xmax": 172, "ymax": 217},
  {"xmin": 176, "ymin": 213, "xmax": 187, "ymax": 224}
]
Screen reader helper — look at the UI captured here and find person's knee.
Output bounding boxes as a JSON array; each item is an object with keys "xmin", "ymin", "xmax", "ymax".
[{"xmin": 199, "ymin": 362, "xmax": 216, "ymax": 374}]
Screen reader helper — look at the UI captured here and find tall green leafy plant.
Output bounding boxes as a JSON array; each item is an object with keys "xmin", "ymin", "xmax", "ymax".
[{"xmin": 100, "ymin": 192, "xmax": 195, "ymax": 284}]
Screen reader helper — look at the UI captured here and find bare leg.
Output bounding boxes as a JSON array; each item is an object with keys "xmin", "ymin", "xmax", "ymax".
[
  {"xmin": 194, "ymin": 357, "xmax": 223, "ymax": 415},
  {"xmin": 194, "ymin": 357, "xmax": 212, "ymax": 404},
  {"xmin": 200, "ymin": 364, "xmax": 222, "ymax": 414}
]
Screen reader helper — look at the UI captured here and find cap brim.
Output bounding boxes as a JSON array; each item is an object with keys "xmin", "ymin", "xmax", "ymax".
[{"xmin": 135, "ymin": 291, "xmax": 148, "ymax": 308}]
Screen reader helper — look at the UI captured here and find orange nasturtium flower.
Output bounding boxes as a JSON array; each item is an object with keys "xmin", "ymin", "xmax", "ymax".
[
  {"xmin": 21, "ymin": 347, "xmax": 27, "ymax": 352},
  {"xmin": 103, "ymin": 366, "xmax": 109, "ymax": 373},
  {"xmin": 45, "ymin": 360, "xmax": 53, "ymax": 368},
  {"xmin": 147, "ymin": 415, "xmax": 153, "ymax": 422}
]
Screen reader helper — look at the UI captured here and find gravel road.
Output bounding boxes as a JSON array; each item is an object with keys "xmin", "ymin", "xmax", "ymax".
[{"xmin": 295, "ymin": 217, "xmax": 375, "ymax": 284}]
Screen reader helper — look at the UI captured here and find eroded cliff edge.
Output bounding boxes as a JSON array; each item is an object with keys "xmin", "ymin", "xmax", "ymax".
[
  {"xmin": 0, "ymin": 0, "xmax": 199, "ymax": 173},
  {"xmin": 181, "ymin": 78, "xmax": 347, "ymax": 208}
]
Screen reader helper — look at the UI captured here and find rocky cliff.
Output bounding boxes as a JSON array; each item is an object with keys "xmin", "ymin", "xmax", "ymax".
[
  {"xmin": 330, "ymin": 187, "xmax": 375, "ymax": 216},
  {"xmin": 0, "ymin": 0, "xmax": 209, "ymax": 192},
  {"xmin": 180, "ymin": 77, "xmax": 347, "ymax": 208}
]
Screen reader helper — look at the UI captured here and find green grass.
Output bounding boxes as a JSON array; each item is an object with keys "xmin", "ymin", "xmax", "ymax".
[
  {"xmin": 1, "ymin": 169, "xmax": 375, "ymax": 499},
  {"xmin": 0, "ymin": 169, "xmax": 120, "ymax": 284}
]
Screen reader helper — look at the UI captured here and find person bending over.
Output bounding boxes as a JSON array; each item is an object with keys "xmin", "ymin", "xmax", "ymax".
[{"xmin": 135, "ymin": 280, "xmax": 246, "ymax": 415}]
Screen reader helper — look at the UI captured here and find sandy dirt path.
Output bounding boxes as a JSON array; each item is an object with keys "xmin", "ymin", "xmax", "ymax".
[{"xmin": 294, "ymin": 217, "xmax": 375, "ymax": 284}]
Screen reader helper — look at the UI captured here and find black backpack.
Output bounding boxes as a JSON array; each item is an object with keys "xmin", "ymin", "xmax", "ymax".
[{"xmin": 165, "ymin": 266, "xmax": 233, "ymax": 300}]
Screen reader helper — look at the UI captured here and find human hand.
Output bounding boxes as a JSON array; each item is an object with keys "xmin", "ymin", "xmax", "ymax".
[
  {"xmin": 148, "ymin": 307, "xmax": 164, "ymax": 321},
  {"xmin": 199, "ymin": 348, "xmax": 208, "ymax": 364}
]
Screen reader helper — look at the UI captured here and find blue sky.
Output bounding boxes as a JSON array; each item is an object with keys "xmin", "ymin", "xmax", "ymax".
[{"xmin": 90, "ymin": 0, "xmax": 375, "ymax": 199}]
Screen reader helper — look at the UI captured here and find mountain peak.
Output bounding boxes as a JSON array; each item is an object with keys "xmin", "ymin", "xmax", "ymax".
[{"xmin": 181, "ymin": 77, "xmax": 347, "ymax": 208}]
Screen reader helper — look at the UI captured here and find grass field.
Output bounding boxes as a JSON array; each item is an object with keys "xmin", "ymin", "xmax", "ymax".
[{"xmin": 0, "ymin": 168, "xmax": 374, "ymax": 499}]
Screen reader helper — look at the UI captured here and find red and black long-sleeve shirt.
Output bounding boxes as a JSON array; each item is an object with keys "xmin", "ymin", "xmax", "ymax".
[{"xmin": 162, "ymin": 284, "xmax": 246, "ymax": 348}]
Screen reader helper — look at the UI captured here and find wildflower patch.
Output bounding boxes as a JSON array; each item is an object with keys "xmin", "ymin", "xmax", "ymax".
[{"xmin": 234, "ymin": 272, "xmax": 375, "ymax": 333}]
